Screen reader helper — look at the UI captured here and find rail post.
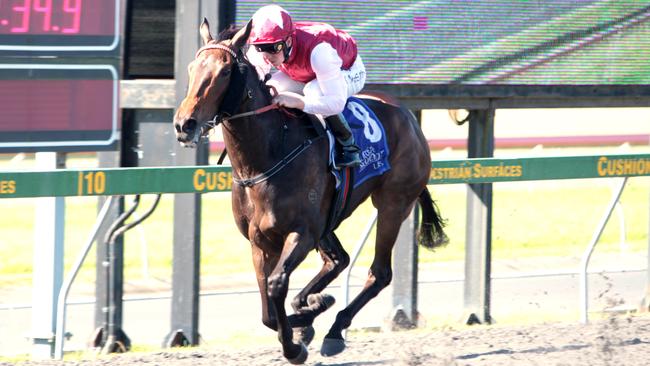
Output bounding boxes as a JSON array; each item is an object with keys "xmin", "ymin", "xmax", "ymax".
[
  {"xmin": 463, "ymin": 108, "xmax": 495, "ymax": 325},
  {"xmin": 165, "ymin": 0, "xmax": 231, "ymax": 347},
  {"xmin": 390, "ymin": 109, "xmax": 424, "ymax": 328},
  {"xmin": 94, "ymin": 153, "xmax": 123, "ymax": 342},
  {"xmin": 165, "ymin": 0, "xmax": 203, "ymax": 347},
  {"xmin": 644, "ymin": 188, "xmax": 650, "ymax": 311},
  {"xmin": 31, "ymin": 152, "xmax": 65, "ymax": 359},
  {"xmin": 391, "ymin": 208, "xmax": 419, "ymax": 328},
  {"xmin": 641, "ymin": 189, "xmax": 650, "ymax": 311}
]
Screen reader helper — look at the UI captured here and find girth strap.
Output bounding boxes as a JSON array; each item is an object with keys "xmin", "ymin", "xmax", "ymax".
[{"xmin": 321, "ymin": 167, "xmax": 354, "ymax": 238}]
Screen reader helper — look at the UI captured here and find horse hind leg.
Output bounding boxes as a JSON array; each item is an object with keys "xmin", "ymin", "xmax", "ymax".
[
  {"xmin": 321, "ymin": 208, "xmax": 404, "ymax": 357},
  {"xmin": 288, "ymin": 233, "xmax": 350, "ymax": 344},
  {"xmin": 290, "ymin": 233, "xmax": 349, "ymax": 317}
]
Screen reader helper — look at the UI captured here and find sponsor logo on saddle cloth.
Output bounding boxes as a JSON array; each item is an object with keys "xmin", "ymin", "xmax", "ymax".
[{"xmin": 340, "ymin": 97, "xmax": 391, "ymax": 188}]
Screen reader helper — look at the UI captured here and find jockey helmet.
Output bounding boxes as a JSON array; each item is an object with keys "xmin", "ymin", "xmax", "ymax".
[{"xmin": 249, "ymin": 5, "xmax": 294, "ymax": 45}]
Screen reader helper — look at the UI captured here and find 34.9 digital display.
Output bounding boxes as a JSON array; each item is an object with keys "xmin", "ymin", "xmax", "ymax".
[{"xmin": 0, "ymin": 0, "xmax": 119, "ymax": 50}]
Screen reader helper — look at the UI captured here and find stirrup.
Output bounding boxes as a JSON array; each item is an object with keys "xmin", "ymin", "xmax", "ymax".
[{"xmin": 335, "ymin": 145, "xmax": 361, "ymax": 168}]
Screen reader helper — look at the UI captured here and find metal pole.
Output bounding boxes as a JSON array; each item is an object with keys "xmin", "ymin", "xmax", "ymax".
[
  {"xmin": 463, "ymin": 108, "xmax": 495, "ymax": 325},
  {"xmin": 647, "ymin": 184, "xmax": 650, "ymax": 311},
  {"xmin": 54, "ymin": 197, "xmax": 115, "ymax": 359},
  {"xmin": 31, "ymin": 152, "xmax": 65, "ymax": 359},
  {"xmin": 579, "ymin": 177, "xmax": 627, "ymax": 324},
  {"xmin": 165, "ymin": 0, "xmax": 209, "ymax": 347},
  {"xmin": 94, "ymin": 153, "xmax": 122, "ymax": 338},
  {"xmin": 391, "ymin": 208, "xmax": 418, "ymax": 328},
  {"xmin": 390, "ymin": 109, "xmax": 423, "ymax": 329},
  {"xmin": 103, "ymin": 196, "xmax": 131, "ymax": 353},
  {"xmin": 341, "ymin": 210, "xmax": 378, "ymax": 339},
  {"xmin": 615, "ymin": 202, "xmax": 627, "ymax": 253}
]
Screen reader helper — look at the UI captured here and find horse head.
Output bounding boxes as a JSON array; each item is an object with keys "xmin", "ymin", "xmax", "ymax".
[{"xmin": 173, "ymin": 18, "xmax": 253, "ymax": 147}]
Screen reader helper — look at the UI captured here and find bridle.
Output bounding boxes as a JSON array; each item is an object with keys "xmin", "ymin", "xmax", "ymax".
[
  {"xmin": 195, "ymin": 43, "xmax": 238, "ymax": 59},
  {"xmin": 194, "ymin": 43, "xmax": 282, "ymax": 134},
  {"xmin": 190, "ymin": 42, "xmax": 324, "ymax": 188}
]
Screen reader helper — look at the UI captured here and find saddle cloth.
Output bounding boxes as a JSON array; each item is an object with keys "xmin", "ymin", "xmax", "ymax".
[
  {"xmin": 330, "ymin": 96, "xmax": 391, "ymax": 188},
  {"xmin": 323, "ymin": 97, "xmax": 391, "ymax": 235}
]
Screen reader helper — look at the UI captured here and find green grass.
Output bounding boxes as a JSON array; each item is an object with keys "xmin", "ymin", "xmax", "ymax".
[
  {"xmin": 1, "ymin": 177, "xmax": 648, "ymax": 289},
  {"xmin": 0, "ymin": 151, "xmax": 649, "ymax": 289}
]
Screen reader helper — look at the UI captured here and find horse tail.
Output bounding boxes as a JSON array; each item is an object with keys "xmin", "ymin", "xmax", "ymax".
[{"xmin": 417, "ymin": 187, "xmax": 449, "ymax": 249}]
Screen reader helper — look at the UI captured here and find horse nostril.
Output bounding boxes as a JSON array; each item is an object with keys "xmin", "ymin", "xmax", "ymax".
[
  {"xmin": 182, "ymin": 118, "xmax": 197, "ymax": 134},
  {"xmin": 174, "ymin": 123, "xmax": 182, "ymax": 133}
]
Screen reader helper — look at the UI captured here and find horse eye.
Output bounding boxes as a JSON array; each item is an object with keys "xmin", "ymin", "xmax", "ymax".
[{"xmin": 220, "ymin": 68, "xmax": 232, "ymax": 77}]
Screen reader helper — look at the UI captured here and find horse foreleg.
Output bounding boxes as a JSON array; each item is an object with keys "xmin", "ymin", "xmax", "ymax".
[
  {"xmin": 288, "ymin": 233, "xmax": 349, "ymax": 345},
  {"xmin": 267, "ymin": 230, "xmax": 314, "ymax": 364},
  {"xmin": 251, "ymin": 245, "xmax": 279, "ymax": 331},
  {"xmin": 321, "ymin": 210, "xmax": 402, "ymax": 357}
]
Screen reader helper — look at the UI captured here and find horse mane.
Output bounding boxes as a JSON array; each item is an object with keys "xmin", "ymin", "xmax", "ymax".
[
  {"xmin": 218, "ymin": 24, "xmax": 240, "ymax": 41},
  {"xmin": 215, "ymin": 25, "xmax": 275, "ymax": 98}
]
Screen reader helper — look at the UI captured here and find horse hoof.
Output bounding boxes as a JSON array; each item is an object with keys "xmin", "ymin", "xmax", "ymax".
[
  {"xmin": 320, "ymin": 337, "xmax": 346, "ymax": 357},
  {"xmin": 287, "ymin": 342, "xmax": 308, "ymax": 365},
  {"xmin": 307, "ymin": 293, "xmax": 335, "ymax": 309},
  {"xmin": 293, "ymin": 325, "xmax": 315, "ymax": 346}
]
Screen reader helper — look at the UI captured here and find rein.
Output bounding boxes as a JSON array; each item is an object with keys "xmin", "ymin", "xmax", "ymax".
[
  {"xmin": 206, "ymin": 101, "xmax": 297, "ymax": 128},
  {"xmin": 208, "ymin": 103, "xmax": 280, "ymax": 127},
  {"xmin": 233, "ymin": 135, "xmax": 325, "ymax": 188}
]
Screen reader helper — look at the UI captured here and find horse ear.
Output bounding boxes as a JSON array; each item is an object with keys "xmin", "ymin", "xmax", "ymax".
[
  {"xmin": 200, "ymin": 17, "xmax": 213, "ymax": 45},
  {"xmin": 231, "ymin": 19, "xmax": 253, "ymax": 50}
]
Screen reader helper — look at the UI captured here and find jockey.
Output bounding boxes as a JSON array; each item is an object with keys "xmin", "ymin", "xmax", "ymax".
[{"xmin": 247, "ymin": 4, "xmax": 365, "ymax": 168}]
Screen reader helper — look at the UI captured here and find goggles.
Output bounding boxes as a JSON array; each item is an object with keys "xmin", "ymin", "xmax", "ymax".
[{"xmin": 255, "ymin": 41, "xmax": 286, "ymax": 54}]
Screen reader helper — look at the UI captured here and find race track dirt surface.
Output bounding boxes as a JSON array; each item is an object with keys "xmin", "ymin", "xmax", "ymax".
[{"xmin": 6, "ymin": 314, "xmax": 650, "ymax": 366}]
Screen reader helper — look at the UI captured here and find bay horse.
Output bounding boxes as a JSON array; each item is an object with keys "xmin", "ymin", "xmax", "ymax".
[{"xmin": 173, "ymin": 19, "xmax": 447, "ymax": 364}]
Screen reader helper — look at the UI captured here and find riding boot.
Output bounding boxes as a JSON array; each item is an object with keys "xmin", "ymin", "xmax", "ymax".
[{"xmin": 325, "ymin": 114, "xmax": 361, "ymax": 168}]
